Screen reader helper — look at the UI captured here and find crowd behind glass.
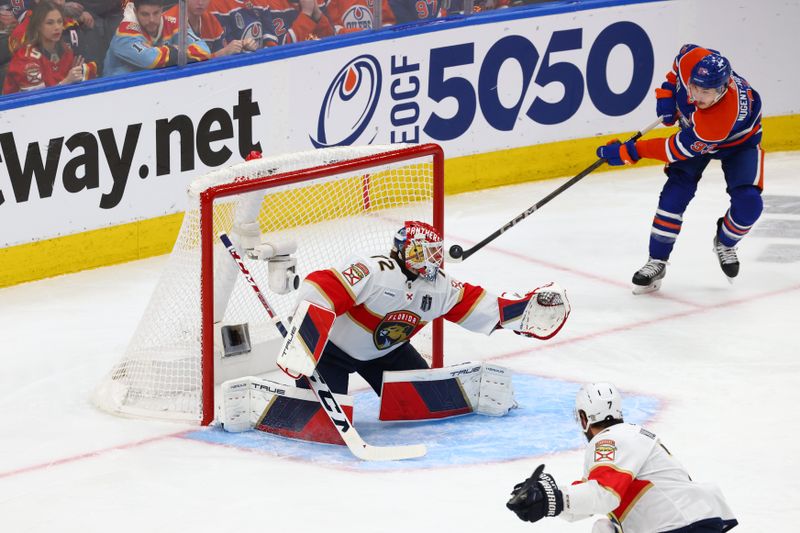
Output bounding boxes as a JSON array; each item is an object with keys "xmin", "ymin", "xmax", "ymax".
[{"xmin": 0, "ymin": 0, "xmax": 550, "ymax": 96}]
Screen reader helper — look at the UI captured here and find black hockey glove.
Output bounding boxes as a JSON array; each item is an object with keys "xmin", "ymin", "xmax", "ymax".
[{"xmin": 506, "ymin": 464, "xmax": 564, "ymax": 523}]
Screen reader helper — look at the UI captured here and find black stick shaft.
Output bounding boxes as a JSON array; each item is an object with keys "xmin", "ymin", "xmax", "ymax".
[{"xmin": 454, "ymin": 117, "xmax": 663, "ymax": 262}]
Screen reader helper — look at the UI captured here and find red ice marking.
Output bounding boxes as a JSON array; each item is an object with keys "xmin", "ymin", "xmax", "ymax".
[
  {"xmin": 489, "ymin": 282, "xmax": 800, "ymax": 362},
  {"xmin": 0, "ymin": 430, "xmax": 193, "ymax": 480}
]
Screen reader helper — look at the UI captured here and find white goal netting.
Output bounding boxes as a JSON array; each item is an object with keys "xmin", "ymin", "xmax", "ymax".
[{"xmin": 93, "ymin": 144, "xmax": 443, "ymax": 424}]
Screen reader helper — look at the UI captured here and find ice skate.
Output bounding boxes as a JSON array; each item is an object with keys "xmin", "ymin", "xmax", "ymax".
[
  {"xmin": 713, "ymin": 218, "xmax": 739, "ymax": 283},
  {"xmin": 632, "ymin": 258, "xmax": 668, "ymax": 295}
]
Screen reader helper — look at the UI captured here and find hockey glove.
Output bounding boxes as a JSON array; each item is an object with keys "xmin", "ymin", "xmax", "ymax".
[
  {"xmin": 597, "ymin": 139, "xmax": 640, "ymax": 166},
  {"xmin": 655, "ymin": 81, "xmax": 678, "ymax": 126},
  {"xmin": 506, "ymin": 464, "xmax": 564, "ymax": 523}
]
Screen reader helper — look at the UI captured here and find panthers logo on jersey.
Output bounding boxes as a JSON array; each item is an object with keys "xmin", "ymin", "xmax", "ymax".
[{"xmin": 374, "ymin": 311, "xmax": 420, "ymax": 349}]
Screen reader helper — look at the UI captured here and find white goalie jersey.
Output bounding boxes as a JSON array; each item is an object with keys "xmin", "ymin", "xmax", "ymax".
[
  {"xmin": 561, "ymin": 423, "xmax": 738, "ymax": 532},
  {"xmin": 294, "ymin": 252, "xmax": 526, "ymax": 361}
]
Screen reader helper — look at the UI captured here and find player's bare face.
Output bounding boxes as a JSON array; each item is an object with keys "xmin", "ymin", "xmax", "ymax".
[
  {"xmin": 188, "ymin": 0, "xmax": 210, "ymax": 16},
  {"xmin": 689, "ymin": 83, "xmax": 722, "ymax": 109},
  {"xmin": 39, "ymin": 10, "xmax": 64, "ymax": 46},
  {"xmin": 136, "ymin": 5, "xmax": 163, "ymax": 38}
]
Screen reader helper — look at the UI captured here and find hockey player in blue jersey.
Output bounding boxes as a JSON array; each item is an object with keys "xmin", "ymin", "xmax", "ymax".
[{"xmin": 596, "ymin": 44, "xmax": 763, "ymax": 294}]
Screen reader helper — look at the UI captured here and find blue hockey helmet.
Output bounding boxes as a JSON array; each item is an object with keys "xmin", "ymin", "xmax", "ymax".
[{"xmin": 690, "ymin": 53, "xmax": 732, "ymax": 92}]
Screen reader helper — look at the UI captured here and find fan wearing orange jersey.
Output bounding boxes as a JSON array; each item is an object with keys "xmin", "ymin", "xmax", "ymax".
[{"xmin": 324, "ymin": 0, "xmax": 394, "ymax": 35}]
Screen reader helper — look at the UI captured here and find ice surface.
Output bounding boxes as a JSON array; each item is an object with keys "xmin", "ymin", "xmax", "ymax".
[{"xmin": 1, "ymin": 153, "xmax": 798, "ymax": 532}]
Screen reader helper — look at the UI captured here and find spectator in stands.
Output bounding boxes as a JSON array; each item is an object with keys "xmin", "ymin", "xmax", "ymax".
[
  {"xmin": 104, "ymin": 0, "xmax": 210, "ymax": 77},
  {"xmin": 64, "ymin": 2, "xmax": 125, "ymax": 73},
  {"xmin": 165, "ymin": 0, "xmax": 250, "ymax": 57},
  {"xmin": 387, "ymin": 0, "xmax": 444, "ymax": 24},
  {"xmin": 323, "ymin": 0, "xmax": 395, "ymax": 35},
  {"xmin": 7, "ymin": 0, "xmax": 99, "ymax": 74},
  {"xmin": 0, "ymin": 2, "xmax": 17, "ymax": 89},
  {"xmin": 265, "ymin": 0, "xmax": 333, "ymax": 43},
  {"xmin": 3, "ymin": 0, "xmax": 97, "ymax": 93},
  {"xmin": 209, "ymin": 0, "xmax": 275, "ymax": 49}
]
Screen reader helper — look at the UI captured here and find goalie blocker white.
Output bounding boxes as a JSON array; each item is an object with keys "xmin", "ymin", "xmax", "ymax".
[
  {"xmin": 499, "ymin": 282, "xmax": 570, "ymax": 340},
  {"xmin": 379, "ymin": 362, "xmax": 517, "ymax": 420},
  {"xmin": 276, "ymin": 300, "xmax": 336, "ymax": 378}
]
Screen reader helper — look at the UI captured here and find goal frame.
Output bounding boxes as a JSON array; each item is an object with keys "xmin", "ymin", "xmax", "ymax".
[{"xmin": 198, "ymin": 143, "xmax": 445, "ymax": 425}]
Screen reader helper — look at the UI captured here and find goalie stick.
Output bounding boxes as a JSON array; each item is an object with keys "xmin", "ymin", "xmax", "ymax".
[
  {"xmin": 447, "ymin": 116, "xmax": 664, "ymax": 263},
  {"xmin": 218, "ymin": 232, "xmax": 427, "ymax": 461}
]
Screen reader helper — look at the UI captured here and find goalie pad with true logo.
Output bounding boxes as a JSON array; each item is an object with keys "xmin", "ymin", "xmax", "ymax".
[
  {"xmin": 276, "ymin": 300, "xmax": 337, "ymax": 377},
  {"xmin": 379, "ymin": 362, "xmax": 517, "ymax": 420},
  {"xmin": 218, "ymin": 376, "xmax": 354, "ymax": 445},
  {"xmin": 499, "ymin": 282, "xmax": 571, "ymax": 340}
]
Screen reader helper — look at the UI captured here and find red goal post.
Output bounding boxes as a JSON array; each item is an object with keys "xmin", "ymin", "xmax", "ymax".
[{"xmin": 94, "ymin": 143, "xmax": 445, "ymax": 426}]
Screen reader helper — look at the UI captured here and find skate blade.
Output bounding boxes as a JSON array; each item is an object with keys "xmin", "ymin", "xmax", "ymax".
[{"xmin": 632, "ymin": 279, "xmax": 662, "ymax": 295}]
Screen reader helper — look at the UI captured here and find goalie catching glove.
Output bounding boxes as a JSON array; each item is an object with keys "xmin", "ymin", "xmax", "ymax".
[
  {"xmin": 499, "ymin": 282, "xmax": 570, "ymax": 339},
  {"xmin": 506, "ymin": 464, "xmax": 564, "ymax": 523}
]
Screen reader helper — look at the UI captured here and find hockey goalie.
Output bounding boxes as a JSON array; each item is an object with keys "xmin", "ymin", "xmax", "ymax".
[{"xmin": 220, "ymin": 221, "xmax": 570, "ymax": 441}]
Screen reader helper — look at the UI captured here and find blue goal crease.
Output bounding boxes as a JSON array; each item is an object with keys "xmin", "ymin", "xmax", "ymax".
[{"xmin": 184, "ymin": 374, "xmax": 660, "ymax": 471}]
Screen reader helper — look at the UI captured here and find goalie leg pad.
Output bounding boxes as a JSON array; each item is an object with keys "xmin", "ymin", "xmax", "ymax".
[
  {"xmin": 277, "ymin": 300, "xmax": 336, "ymax": 377},
  {"xmin": 379, "ymin": 362, "xmax": 516, "ymax": 420},
  {"xmin": 218, "ymin": 376, "xmax": 353, "ymax": 445}
]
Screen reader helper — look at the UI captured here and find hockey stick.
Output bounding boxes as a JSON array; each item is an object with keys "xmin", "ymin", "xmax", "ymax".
[
  {"xmin": 446, "ymin": 116, "xmax": 664, "ymax": 262},
  {"xmin": 218, "ymin": 232, "xmax": 427, "ymax": 461}
]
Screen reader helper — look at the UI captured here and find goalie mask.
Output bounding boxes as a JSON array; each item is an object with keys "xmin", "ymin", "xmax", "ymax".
[
  {"xmin": 574, "ymin": 382, "xmax": 623, "ymax": 433},
  {"xmin": 393, "ymin": 221, "xmax": 443, "ymax": 282}
]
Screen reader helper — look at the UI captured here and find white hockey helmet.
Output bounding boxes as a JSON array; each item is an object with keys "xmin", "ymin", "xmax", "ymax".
[{"xmin": 574, "ymin": 382, "xmax": 623, "ymax": 433}]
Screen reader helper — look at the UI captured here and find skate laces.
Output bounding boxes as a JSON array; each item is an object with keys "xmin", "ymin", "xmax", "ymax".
[
  {"xmin": 715, "ymin": 244, "xmax": 739, "ymax": 265},
  {"xmin": 639, "ymin": 260, "xmax": 666, "ymax": 276}
]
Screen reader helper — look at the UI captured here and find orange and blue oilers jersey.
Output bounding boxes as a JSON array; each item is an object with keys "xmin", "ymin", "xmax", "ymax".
[
  {"xmin": 265, "ymin": 0, "xmax": 333, "ymax": 44},
  {"xmin": 209, "ymin": 0, "xmax": 278, "ymax": 47},
  {"xmin": 387, "ymin": 0, "xmax": 445, "ymax": 24},
  {"xmin": 325, "ymin": 0, "xmax": 396, "ymax": 34},
  {"xmin": 165, "ymin": 5, "xmax": 226, "ymax": 54},
  {"xmin": 639, "ymin": 44, "xmax": 762, "ymax": 164},
  {"xmin": 103, "ymin": 15, "xmax": 211, "ymax": 77},
  {"xmin": 296, "ymin": 252, "xmax": 500, "ymax": 362}
]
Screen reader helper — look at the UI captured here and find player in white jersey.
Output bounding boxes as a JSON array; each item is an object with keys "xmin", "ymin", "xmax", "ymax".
[
  {"xmin": 277, "ymin": 220, "xmax": 571, "ymax": 395},
  {"xmin": 506, "ymin": 383, "xmax": 738, "ymax": 532}
]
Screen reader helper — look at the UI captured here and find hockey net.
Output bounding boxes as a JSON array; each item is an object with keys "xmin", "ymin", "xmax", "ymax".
[{"xmin": 93, "ymin": 144, "xmax": 444, "ymax": 425}]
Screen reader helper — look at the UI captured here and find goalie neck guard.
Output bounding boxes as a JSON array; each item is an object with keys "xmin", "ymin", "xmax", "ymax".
[{"xmin": 392, "ymin": 221, "xmax": 443, "ymax": 282}]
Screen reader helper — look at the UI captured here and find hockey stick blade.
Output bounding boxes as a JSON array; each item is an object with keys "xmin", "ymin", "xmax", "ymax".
[
  {"xmin": 445, "ymin": 116, "xmax": 664, "ymax": 263},
  {"xmin": 305, "ymin": 373, "xmax": 427, "ymax": 461},
  {"xmin": 219, "ymin": 232, "xmax": 427, "ymax": 461}
]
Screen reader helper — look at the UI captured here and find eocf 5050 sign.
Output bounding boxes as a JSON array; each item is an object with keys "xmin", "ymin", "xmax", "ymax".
[{"xmin": 422, "ymin": 21, "xmax": 655, "ymax": 140}]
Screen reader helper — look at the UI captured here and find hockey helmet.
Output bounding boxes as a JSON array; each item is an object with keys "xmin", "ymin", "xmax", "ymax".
[
  {"xmin": 690, "ymin": 53, "xmax": 732, "ymax": 93},
  {"xmin": 393, "ymin": 221, "xmax": 443, "ymax": 282},
  {"xmin": 574, "ymin": 382, "xmax": 623, "ymax": 433}
]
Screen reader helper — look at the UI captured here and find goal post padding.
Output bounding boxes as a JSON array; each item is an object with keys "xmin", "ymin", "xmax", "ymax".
[{"xmin": 93, "ymin": 144, "xmax": 444, "ymax": 425}]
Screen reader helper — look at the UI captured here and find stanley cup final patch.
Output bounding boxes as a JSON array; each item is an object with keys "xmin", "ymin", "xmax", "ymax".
[{"xmin": 594, "ymin": 439, "xmax": 617, "ymax": 462}]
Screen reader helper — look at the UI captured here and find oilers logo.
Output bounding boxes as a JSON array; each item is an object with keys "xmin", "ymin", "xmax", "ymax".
[
  {"xmin": 311, "ymin": 55, "xmax": 382, "ymax": 148},
  {"xmin": 242, "ymin": 22, "xmax": 263, "ymax": 47},
  {"xmin": 342, "ymin": 6, "xmax": 374, "ymax": 31},
  {"xmin": 374, "ymin": 311, "xmax": 421, "ymax": 350}
]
